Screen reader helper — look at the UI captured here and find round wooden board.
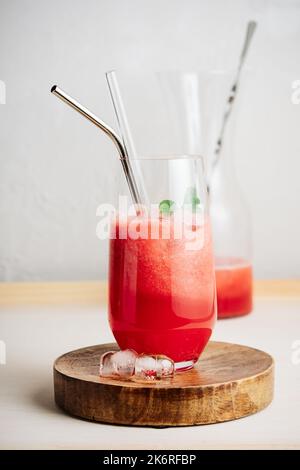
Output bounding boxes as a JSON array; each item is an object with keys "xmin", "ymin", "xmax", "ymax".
[{"xmin": 54, "ymin": 341, "xmax": 274, "ymax": 427}]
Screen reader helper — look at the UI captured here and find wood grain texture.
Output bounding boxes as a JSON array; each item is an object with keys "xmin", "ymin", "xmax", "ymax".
[
  {"xmin": 0, "ymin": 280, "xmax": 299, "ymax": 306},
  {"xmin": 54, "ymin": 341, "xmax": 274, "ymax": 427}
]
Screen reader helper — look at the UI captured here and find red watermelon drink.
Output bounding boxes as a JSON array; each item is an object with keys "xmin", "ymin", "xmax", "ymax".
[
  {"xmin": 215, "ymin": 258, "xmax": 252, "ymax": 318},
  {"xmin": 109, "ymin": 215, "xmax": 216, "ymax": 370}
]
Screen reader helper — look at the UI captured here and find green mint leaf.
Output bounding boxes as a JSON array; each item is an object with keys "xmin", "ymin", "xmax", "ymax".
[
  {"xmin": 159, "ymin": 199, "xmax": 175, "ymax": 215},
  {"xmin": 192, "ymin": 197, "xmax": 200, "ymax": 211},
  {"xmin": 184, "ymin": 186, "xmax": 201, "ymax": 211}
]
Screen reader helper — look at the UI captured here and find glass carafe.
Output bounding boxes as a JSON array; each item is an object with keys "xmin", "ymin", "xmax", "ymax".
[
  {"xmin": 208, "ymin": 101, "xmax": 253, "ymax": 318},
  {"xmin": 158, "ymin": 70, "xmax": 253, "ymax": 318}
]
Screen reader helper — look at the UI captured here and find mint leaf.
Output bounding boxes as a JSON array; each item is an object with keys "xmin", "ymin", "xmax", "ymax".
[
  {"xmin": 192, "ymin": 195, "xmax": 201, "ymax": 210},
  {"xmin": 184, "ymin": 186, "xmax": 201, "ymax": 211},
  {"xmin": 159, "ymin": 199, "xmax": 175, "ymax": 215}
]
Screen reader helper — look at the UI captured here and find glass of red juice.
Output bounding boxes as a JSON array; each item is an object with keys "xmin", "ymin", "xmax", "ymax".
[{"xmin": 108, "ymin": 156, "xmax": 217, "ymax": 371}]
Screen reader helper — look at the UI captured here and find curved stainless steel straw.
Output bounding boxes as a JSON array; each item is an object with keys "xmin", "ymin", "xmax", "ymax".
[{"xmin": 51, "ymin": 85, "xmax": 142, "ymax": 206}]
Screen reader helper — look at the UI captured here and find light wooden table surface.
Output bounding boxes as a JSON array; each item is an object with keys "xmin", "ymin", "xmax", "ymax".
[{"xmin": 0, "ymin": 280, "xmax": 299, "ymax": 450}]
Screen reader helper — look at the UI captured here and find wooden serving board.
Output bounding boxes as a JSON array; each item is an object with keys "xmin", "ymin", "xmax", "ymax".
[{"xmin": 54, "ymin": 341, "xmax": 274, "ymax": 427}]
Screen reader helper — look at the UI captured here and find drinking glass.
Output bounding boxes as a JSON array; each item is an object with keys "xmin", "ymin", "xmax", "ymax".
[{"xmin": 108, "ymin": 156, "xmax": 216, "ymax": 371}]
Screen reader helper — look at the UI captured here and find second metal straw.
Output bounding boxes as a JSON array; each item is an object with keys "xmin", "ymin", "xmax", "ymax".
[{"xmin": 51, "ymin": 85, "xmax": 142, "ymax": 207}]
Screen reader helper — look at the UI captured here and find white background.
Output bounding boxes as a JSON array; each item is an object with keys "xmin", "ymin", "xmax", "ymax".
[{"xmin": 0, "ymin": 0, "xmax": 299, "ymax": 281}]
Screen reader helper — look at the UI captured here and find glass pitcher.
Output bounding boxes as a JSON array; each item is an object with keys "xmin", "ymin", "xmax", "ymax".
[
  {"xmin": 159, "ymin": 70, "xmax": 253, "ymax": 319},
  {"xmin": 208, "ymin": 88, "xmax": 253, "ymax": 319}
]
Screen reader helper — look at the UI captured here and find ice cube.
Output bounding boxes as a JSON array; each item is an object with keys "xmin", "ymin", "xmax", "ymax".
[
  {"xmin": 134, "ymin": 354, "xmax": 174, "ymax": 380},
  {"xmin": 157, "ymin": 355, "xmax": 175, "ymax": 377},
  {"xmin": 134, "ymin": 355, "xmax": 157, "ymax": 380},
  {"xmin": 112, "ymin": 349, "xmax": 137, "ymax": 378},
  {"xmin": 99, "ymin": 349, "xmax": 137, "ymax": 379},
  {"xmin": 99, "ymin": 351, "xmax": 116, "ymax": 378}
]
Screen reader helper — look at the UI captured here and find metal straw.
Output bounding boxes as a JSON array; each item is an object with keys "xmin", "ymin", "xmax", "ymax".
[
  {"xmin": 210, "ymin": 21, "xmax": 257, "ymax": 183},
  {"xmin": 51, "ymin": 85, "xmax": 142, "ymax": 206}
]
